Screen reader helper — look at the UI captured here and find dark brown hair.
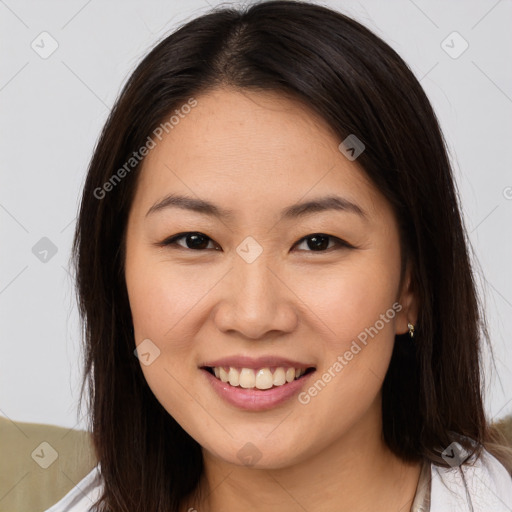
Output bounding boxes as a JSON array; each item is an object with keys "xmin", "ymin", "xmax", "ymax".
[{"xmin": 72, "ymin": 1, "xmax": 507, "ymax": 510}]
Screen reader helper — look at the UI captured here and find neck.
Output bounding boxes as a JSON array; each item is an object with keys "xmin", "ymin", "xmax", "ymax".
[{"xmin": 184, "ymin": 400, "xmax": 422, "ymax": 512}]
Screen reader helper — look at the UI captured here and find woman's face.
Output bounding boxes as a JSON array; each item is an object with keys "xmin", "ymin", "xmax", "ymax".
[{"xmin": 125, "ymin": 87, "xmax": 415, "ymax": 468}]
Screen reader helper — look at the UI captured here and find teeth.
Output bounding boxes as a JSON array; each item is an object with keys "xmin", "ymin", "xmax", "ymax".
[
  {"xmin": 239, "ymin": 368, "xmax": 256, "ymax": 388},
  {"xmin": 272, "ymin": 367, "xmax": 286, "ymax": 386},
  {"xmin": 228, "ymin": 367, "xmax": 239, "ymax": 387},
  {"xmin": 211, "ymin": 366, "xmax": 309, "ymax": 389},
  {"xmin": 219, "ymin": 367, "xmax": 229, "ymax": 383},
  {"xmin": 255, "ymin": 369, "xmax": 273, "ymax": 390}
]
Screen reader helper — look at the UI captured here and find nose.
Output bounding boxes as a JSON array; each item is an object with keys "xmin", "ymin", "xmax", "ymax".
[{"xmin": 212, "ymin": 254, "xmax": 299, "ymax": 340}]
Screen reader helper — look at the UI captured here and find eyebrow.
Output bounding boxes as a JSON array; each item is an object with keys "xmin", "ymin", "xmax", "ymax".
[{"xmin": 145, "ymin": 193, "xmax": 367, "ymax": 221}]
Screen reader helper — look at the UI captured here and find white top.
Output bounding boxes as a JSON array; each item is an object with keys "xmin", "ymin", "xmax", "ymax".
[
  {"xmin": 44, "ymin": 463, "xmax": 103, "ymax": 512},
  {"xmin": 45, "ymin": 448, "xmax": 512, "ymax": 511}
]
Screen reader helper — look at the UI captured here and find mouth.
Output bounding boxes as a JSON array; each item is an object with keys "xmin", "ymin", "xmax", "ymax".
[{"xmin": 201, "ymin": 365, "xmax": 316, "ymax": 390}]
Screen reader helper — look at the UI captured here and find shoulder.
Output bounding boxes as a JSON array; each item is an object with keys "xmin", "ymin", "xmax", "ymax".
[
  {"xmin": 430, "ymin": 447, "xmax": 512, "ymax": 511},
  {"xmin": 44, "ymin": 464, "xmax": 103, "ymax": 512}
]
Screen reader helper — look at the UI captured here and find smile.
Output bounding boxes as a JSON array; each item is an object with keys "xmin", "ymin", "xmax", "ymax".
[
  {"xmin": 200, "ymin": 355, "xmax": 317, "ymax": 410},
  {"xmin": 204, "ymin": 366, "xmax": 314, "ymax": 390}
]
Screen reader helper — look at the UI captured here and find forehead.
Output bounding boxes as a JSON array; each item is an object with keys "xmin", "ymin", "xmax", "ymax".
[{"xmin": 131, "ymin": 87, "xmax": 383, "ymax": 220}]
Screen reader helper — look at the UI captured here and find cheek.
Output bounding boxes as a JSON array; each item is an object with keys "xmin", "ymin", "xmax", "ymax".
[
  {"xmin": 125, "ymin": 250, "xmax": 216, "ymax": 432},
  {"xmin": 295, "ymin": 256, "xmax": 401, "ymax": 350},
  {"xmin": 290, "ymin": 243, "xmax": 402, "ymax": 410},
  {"xmin": 125, "ymin": 249, "xmax": 213, "ymax": 347}
]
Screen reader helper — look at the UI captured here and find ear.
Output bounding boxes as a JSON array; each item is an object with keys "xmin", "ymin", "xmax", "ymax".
[{"xmin": 395, "ymin": 260, "xmax": 419, "ymax": 336}]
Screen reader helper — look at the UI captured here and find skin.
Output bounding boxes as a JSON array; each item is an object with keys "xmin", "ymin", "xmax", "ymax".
[{"xmin": 124, "ymin": 87, "xmax": 420, "ymax": 512}]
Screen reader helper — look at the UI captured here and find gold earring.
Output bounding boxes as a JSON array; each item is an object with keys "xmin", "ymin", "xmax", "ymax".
[{"xmin": 407, "ymin": 322, "xmax": 415, "ymax": 338}]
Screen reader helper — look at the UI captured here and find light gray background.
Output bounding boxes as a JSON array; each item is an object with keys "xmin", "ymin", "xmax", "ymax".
[{"xmin": 1, "ymin": 0, "xmax": 511, "ymax": 431}]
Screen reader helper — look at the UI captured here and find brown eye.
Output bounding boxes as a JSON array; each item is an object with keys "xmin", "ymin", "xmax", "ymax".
[
  {"xmin": 161, "ymin": 232, "xmax": 218, "ymax": 250},
  {"xmin": 160, "ymin": 232, "xmax": 353, "ymax": 253},
  {"xmin": 294, "ymin": 234, "xmax": 352, "ymax": 252}
]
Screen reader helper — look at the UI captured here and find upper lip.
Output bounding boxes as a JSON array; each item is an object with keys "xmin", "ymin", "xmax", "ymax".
[{"xmin": 201, "ymin": 355, "xmax": 315, "ymax": 370}]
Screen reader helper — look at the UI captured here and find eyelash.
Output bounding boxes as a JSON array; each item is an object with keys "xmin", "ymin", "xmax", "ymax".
[{"xmin": 158, "ymin": 232, "xmax": 355, "ymax": 253}]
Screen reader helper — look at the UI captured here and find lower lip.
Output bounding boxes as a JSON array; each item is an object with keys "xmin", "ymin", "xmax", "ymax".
[{"xmin": 201, "ymin": 369, "xmax": 315, "ymax": 411}]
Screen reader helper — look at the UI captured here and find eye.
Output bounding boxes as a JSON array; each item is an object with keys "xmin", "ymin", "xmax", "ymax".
[
  {"xmin": 159, "ymin": 232, "xmax": 220, "ymax": 251},
  {"xmin": 159, "ymin": 232, "xmax": 353, "ymax": 253},
  {"xmin": 293, "ymin": 233, "xmax": 353, "ymax": 252}
]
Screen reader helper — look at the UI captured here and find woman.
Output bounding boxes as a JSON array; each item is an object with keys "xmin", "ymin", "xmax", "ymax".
[{"xmin": 46, "ymin": 1, "xmax": 512, "ymax": 511}]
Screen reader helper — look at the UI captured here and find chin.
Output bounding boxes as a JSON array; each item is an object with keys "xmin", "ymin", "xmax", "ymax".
[{"xmin": 198, "ymin": 429, "xmax": 316, "ymax": 470}]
